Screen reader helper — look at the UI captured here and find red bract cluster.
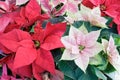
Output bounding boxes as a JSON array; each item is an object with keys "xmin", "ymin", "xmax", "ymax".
[
  {"xmin": 0, "ymin": 0, "xmax": 66, "ymax": 80},
  {"xmin": 0, "ymin": 0, "xmax": 120, "ymax": 80}
]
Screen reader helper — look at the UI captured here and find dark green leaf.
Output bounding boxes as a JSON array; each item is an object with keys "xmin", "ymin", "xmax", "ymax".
[
  {"xmin": 83, "ymin": 21, "xmax": 91, "ymax": 32},
  {"xmin": 105, "ymin": 17, "xmax": 113, "ymax": 25},
  {"xmin": 78, "ymin": 66, "xmax": 98, "ymax": 80},
  {"xmin": 49, "ymin": 16, "xmax": 65, "ymax": 24},
  {"xmin": 72, "ymin": 21, "xmax": 83, "ymax": 28},
  {"xmin": 58, "ymin": 61, "xmax": 77, "ymax": 80},
  {"xmin": 104, "ymin": 63, "xmax": 116, "ymax": 73},
  {"xmin": 51, "ymin": 48, "xmax": 62, "ymax": 63},
  {"xmin": 63, "ymin": 25, "xmax": 70, "ymax": 36},
  {"xmin": 64, "ymin": 75, "xmax": 73, "ymax": 80},
  {"xmin": 75, "ymin": 68, "xmax": 84, "ymax": 79}
]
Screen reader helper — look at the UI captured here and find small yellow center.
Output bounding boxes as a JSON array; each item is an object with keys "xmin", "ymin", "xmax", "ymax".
[
  {"xmin": 100, "ymin": 5, "xmax": 106, "ymax": 11},
  {"xmin": 34, "ymin": 40, "xmax": 40, "ymax": 48},
  {"xmin": 79, "ymin": 45, "xmax": 85, "ymax": 51}
]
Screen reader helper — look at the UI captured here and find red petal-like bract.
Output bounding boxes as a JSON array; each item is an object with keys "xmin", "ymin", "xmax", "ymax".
[
  {"xmin": 15, "ymin": 0, "xmax": 42, "ymax": 28},
  {"xmin": 15, "ymin": 8, "xmax": 27, "ymax": 26},
  {"xmin": 25, "ymin": 0, "xmax": 41, "ymax": 21},
  {"xmin": 32, "ymin": 22, "xmax": 66, "ymax": 50},
  {"xmin": 117, "ymin": 25, "xmax": 120, "ymax": 34},
  {"xmin": 32, "ymin": 63, "xmax": 43, "ymax": 80},
  {"xmin": 6, "ymin": 58, "xmax": 33, "ymax": 78},
  {"xmin": 35, "ymin": 48, "xmax": 55, "ymax": 74},
  {"xmin": 0, "ymin": 16, "xmax": 11, "ymax": 32},
  {"xmin": 33, "ymin": 48, "xmax": 55, "ymax": 80},
  {"xmin": 0, "ymin": 29, "xmax": 37, "ymax": 77},
  {"xmin": 82, "ymin": 0, "xmax": 94, "ymax": 8},
  {"xmin": 32, "ymin": 22, "xmax": 44, "ymax": 41},
  {"xmin": 31, "ymin": 22, "xmax": 66, "ymax": 79},
  {"xmin": 41, "ymin": 22, "xmax": 66, "ymax": 50}
]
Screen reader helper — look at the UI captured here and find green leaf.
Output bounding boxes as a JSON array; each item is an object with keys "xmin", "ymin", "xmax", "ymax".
[
  {"xmin": 89, "ymin": 52, "xmax": 108, "ymax": 71},
  {"xmin": 29, "ymin": 25, "xmax": 35, "ymax": 32},
  {"xmin": 99, "ymin": 26, "xmax": 118, "ymax": 41},
  {"xmin": 49, "ymin": 16, "xmax": 65, "ymax": 24},
  {"xmin": 75, "ymin": 68, "xmax": 84, "ymax": 79},
  {"xmin": 51, "ymin": 48, "xmax": 62, "ymax": 63},
  {"xmin": 64, "ymin": 75, "xmax": 73, "ymax": 80},
  {"xmin": 63, "ymin": 25, "xmax": 70, "ymax": 36},
  {"xmin": 114, "ymin": 37, "xmax": 120, "ymax": 46},
  {"xmin": 90, "ymin": 25, "xmax": 101, "ymax": 31},
  {"xmin": 78, "ymin": 66, "xmax": 98, "ymax": 80},
  {"xmin": 58, "ymin": 61, "xmax": 77, "ymax": 80},
  {"xmin": 104, "ymin": 63, "xmax": 116, "ymax": 73},
  {"xmin": 105, "ymin": 17, "xmax": 113, "ymax": 26},
  {"xmin": 99, "ymin": 29, "xmax": 111, "ymax": 40},
  {"xmin": 109, "ymin": 24, "xmax": 118, "ymax": 34},
  {"xmin": 84, "ymin": 21, "xmax": 101, "ymax": 32},
  {"xmin": 117, "ymin": 46, "xmax": 120, "ymax": 54},
  {"xmin": 112, "ymin": 33, "xmax": 120, "ymax": 46},
  {"xmin": 72, "ymin": 21, "xmax": 83, "ymax": 28},
  {"xmin": 92, "ymin": 67, "xmax": 107, "ymax": 80},
  {"xmin": 84, "ymin": 21, "xmax": 92, "ymax": 32}
]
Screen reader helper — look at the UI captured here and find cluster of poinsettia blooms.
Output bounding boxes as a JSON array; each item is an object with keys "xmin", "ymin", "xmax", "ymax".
[{"xmin": 0, "ymin": 0, "xmax": 120, "ymax": 80}]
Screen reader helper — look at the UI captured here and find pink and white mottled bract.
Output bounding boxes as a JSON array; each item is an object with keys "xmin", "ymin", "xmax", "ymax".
[
  {"xmin": 65, "ymin": 4, "xmax": 107, "ymax": 28},
  {"xmin": 61, "ymin": 26, "xmax": 102, "ymax": 72},
  {"xmin": 107, "ymin": 71, "xmax": 120, "ymax": 80},
  {"xmin": 16, "ymin": 0, "xmax": 29, "ymax": 5},
  {"xmin": 102, "ymin": 36, "xmax": 120, "ymax": 73},
  {"xmin": 39, "ymin": 0, "xmax": 82, "ymax": 16}
]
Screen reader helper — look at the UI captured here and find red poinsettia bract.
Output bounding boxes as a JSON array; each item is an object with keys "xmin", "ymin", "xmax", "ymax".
[
  {"xmin": 3, "ymin": 0, "xmax": 49, "ymax": 33},
  {"xmin": 15, "ymin": 0, "xmax": 50, "ymax": 28},
  {"xmin": 32, "ymin": 22, "xmax": 66, "ymax": 80},
  {"xmin": 0, "ymin": 22, "xmax": 66, "ymax": 79},
  {"xmin": 82, "ymin": 0, "xmax": 120, "ymax": 18},
  {"xmin": 0, "ymin": 29, "xmax": 37, "ymax": 78}
]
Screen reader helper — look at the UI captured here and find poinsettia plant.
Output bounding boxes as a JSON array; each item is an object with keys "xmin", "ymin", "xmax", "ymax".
[{"xmin": 0, "ymin": 0, "xmax": 120, "ymax": 80}]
